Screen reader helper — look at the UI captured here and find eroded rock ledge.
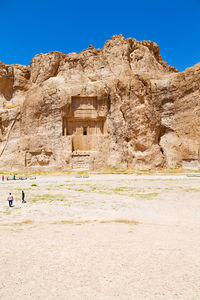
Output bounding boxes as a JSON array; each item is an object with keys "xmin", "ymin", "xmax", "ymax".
[{"xmin": 0, "ymin": 35, "xmax": 199, "ymax": 171}]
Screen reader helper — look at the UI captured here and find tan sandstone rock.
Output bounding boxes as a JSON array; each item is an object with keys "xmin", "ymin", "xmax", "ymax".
[{"xmin": 0, "ymin": 35, "xmax": 199, "ymax": 171}]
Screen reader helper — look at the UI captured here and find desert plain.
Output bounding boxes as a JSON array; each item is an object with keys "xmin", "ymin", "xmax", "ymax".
[{"xmin": 0, "ymin": 172, "xmax": 200, "ymax": 300}]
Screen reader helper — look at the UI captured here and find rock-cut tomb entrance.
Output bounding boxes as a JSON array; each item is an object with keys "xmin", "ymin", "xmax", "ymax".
[{"xmin": 62, "ymin": 96, "xmax": 108, "ymax": 169}]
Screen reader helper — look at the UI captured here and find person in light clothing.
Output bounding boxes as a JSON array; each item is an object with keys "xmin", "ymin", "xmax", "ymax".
[{"xmin": 7, "ymin": 193, "xmax": 13, "ymax": 207}]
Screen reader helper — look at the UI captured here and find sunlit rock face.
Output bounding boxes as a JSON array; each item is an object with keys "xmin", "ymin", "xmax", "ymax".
[{"xmin": 0, "ymin": 34, "xmax": 199, "ymax": 171}]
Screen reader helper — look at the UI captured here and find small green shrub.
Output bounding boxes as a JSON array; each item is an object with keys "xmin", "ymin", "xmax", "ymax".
[{"xmin": 77, "ymin": 170, "xmax": 88, "ymax": 175}]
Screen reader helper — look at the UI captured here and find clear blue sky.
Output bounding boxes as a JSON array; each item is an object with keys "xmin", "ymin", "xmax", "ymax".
[{"xmin": 0, "ymin": 0, "xmax": 199, "ymax": 72}]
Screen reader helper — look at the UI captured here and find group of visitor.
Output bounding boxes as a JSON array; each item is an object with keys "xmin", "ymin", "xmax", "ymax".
[
  {"xmin": 2, "ymin": 175, "xmax": 17, "ymax": 181},
  {"xmin": 7, "ymin": 191, "xmax": 26, "ymax": 207},
  {"xmin": 2, "ymin": 175, "xmax": 27, "ymax": 207}
]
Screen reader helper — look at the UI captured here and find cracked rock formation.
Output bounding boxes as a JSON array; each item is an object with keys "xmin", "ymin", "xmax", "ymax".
[{"xmin": 0, "ymin": 35, "xmax": 199, "ymax": 171}]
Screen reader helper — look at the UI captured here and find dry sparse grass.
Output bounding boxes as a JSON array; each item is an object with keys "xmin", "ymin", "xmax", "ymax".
[
  {"xmin": 184, "ymin": 188, "xmax": 199, "ymax": 192},
  {"xmin": 4, "ymin": 211, "xmax": 11, "ymax": 215},
  {"xmin": 13, "ymin": 220, "xmax": 33, "ymax": 225},
  {"xmin": 52, "ymin": 219, "xmax": 140, "ymax": 225},
  {"xmin": 30, "ymin": 194, "xmax": 69, "ymax": 203},
  {"xmin": 51, "ymin": 220, "xmax": 92, "ymax": 225},
  {"xmin": 113, "ymin": 186, "xmax": 136, "ymax": 192},
  {"xmin": 100, "ymin": 219, "xmax": 140, "ymax": 225},
  {"xmin": 135, "ymin": 193, "xmax": 159, "ymax": 199}
]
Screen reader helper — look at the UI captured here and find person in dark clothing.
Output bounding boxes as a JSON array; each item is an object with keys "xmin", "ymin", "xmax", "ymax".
[
  {"xmin": 22, "ymin": 190, "xmax": 26, "ymax": 203},
  {"xmin": 7, "ymin": 193, "xmax": 13, "ymax": 207}
]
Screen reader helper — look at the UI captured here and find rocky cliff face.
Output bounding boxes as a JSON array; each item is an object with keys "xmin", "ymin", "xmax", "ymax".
[{"xmin": 0, "ymin": 35, "xmax": 199, "ymax": 171}]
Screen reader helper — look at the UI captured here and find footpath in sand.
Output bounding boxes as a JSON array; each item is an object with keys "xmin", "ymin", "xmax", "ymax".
[{"xmin": 0, "ymin": 174, "xmax": 200, "ymax": 299}]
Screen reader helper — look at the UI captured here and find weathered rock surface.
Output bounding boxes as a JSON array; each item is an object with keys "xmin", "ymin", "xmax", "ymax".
[{"xmin": 0, "ymin": 34, "xmax": 199, "ymax": 171}]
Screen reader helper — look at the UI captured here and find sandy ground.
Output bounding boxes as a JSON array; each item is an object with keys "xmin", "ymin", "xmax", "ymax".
[{"xmin": 0, "ymin": 173, "xmax": 200, "ymax": 300}]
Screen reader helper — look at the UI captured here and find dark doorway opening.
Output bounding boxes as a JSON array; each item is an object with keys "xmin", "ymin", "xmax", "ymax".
[{"xmin": 83, "ymin": 128, "xmax": 87, "ymax": 135}]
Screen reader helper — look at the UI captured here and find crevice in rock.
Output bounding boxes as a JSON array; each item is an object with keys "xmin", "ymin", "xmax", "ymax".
[
  {"xmin": 0, "ymin": 111, "xmax": 20, "ymax": 157},
  {"xmin": 160, "ymin": 146, "xmax": 164, "ymax": 154},
  {"xmin": 120, "ymin": 105, "xmax": 126, "ymax": 121},
  {"xmin": 157, "ymin": 125, "xmax": 174, "ymax": 157},
  {"xmin": 157, "ymin": 125, "xmax": 171, "ymax": 144},
  {"xmin": 161, "ymin": 97, "xmax": 175, "ymax": 105},
  {"xmin": 108, "ymin": 95, "xmax": 111, "ymax": 113}
]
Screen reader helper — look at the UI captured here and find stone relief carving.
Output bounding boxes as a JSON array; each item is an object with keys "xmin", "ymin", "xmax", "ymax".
[
  {"xmin": 25, "ymin": 149, "xmax": 54, "ymax": 167},
  {"xmin": 182, "ymin": 159, "xmax": 198, "ymax": 170},
  {"xmin": 72, "ymin": 152, "xmax": 90, "ymax": 170},
  {"xmin": 72, "ymin": 97, "xmax": 98, "ymax": 119}
]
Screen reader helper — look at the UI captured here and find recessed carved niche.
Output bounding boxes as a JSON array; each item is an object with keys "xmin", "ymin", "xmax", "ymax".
[
  {"xmin": 72, "ymin": 151, "xmax": 90, "ymax": 170},
  {"xmin": 182, "ymin": 159, "xmax": 198, "ymax": 170},
  {"xmin": 25, "ymin": 150, "xmax": 54, "ymax": 167},
  {"xmin": 62, "ymin": 96, "xmax": 108, "ymax": 151},
  {"xmin": 72, "ymin": 96, "xmax": 98, "ymax": 119}
]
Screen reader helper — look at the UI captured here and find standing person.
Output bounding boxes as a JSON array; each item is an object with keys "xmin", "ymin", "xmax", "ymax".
[
  {"xmin": 2, "ymin": 175, "xmax": 4, "ymax": 181},
  {"xmin": 22, "ymin": 190, "xmax": 26, "ymax": 203},
  {"xmin": 7, "ymin": 193, "xmax": 13, "ymax": 207}
]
